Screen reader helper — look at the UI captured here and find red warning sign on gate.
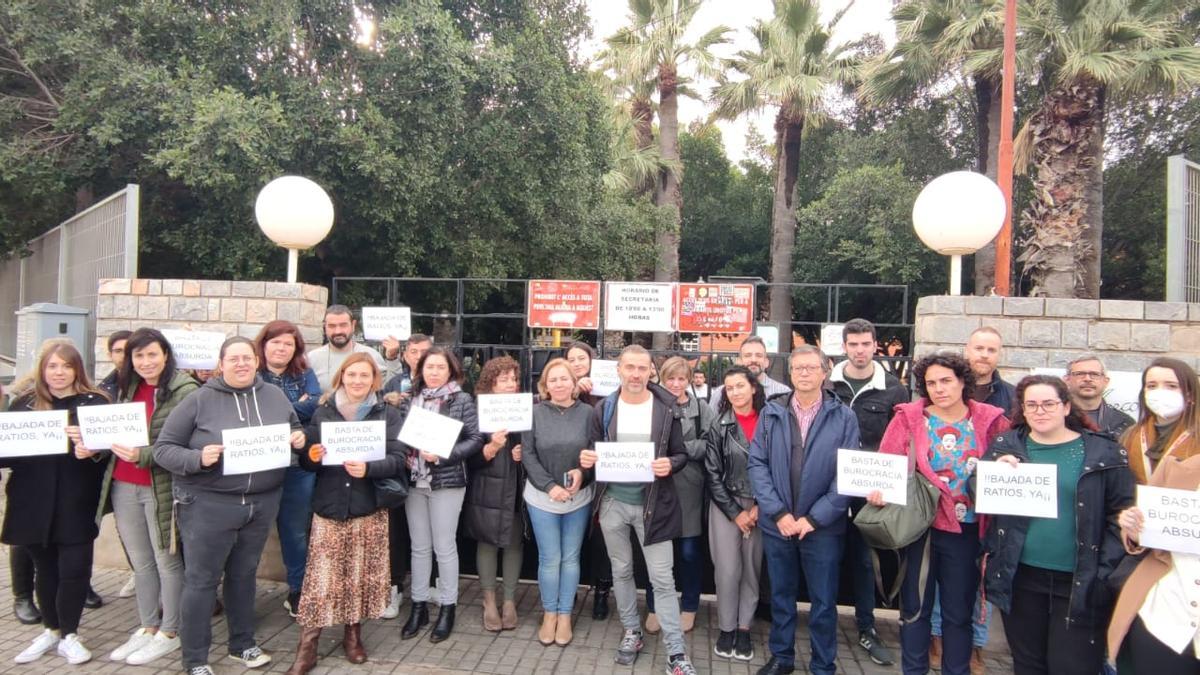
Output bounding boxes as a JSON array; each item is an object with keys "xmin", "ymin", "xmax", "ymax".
[
  {"xmin": 526, "ymin": 280, "xmax": 602, "ymax": 329},
  {"xmin": 676, "ymin": 283, "xmax": 755, "ymax": 333}
]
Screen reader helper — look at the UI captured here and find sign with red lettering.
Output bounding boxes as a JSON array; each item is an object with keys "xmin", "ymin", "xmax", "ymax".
[
  {"xmin": 676, "ymin": 283, "xmax": 754, "ymax": 333},
  {"xmin": 527, "ymin": 280, "xmax": 601, "ymax": 329}
]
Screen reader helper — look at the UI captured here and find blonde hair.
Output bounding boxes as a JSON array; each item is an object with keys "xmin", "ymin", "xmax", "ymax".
[
  {"xmin": 320, "ymin": 352, "xmax": 383, "ymax": 405},
  {"xmin": 537, "ymin": 358, "xmax": 578, "ymax": 401},
  {"xmin": 659, "ymin": 356, "xmax": 692, "ymax": 382}
]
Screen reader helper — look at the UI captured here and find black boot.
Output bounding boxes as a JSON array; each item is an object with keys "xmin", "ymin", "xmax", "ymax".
[
  {"xmin": 429, "ymin": 604, "xmax": 456, "ymax": 643},
  {"xmin": 591, "ymin": 582, "xmax": 611, "ymax": 621},
  {"xmin": 12, "ymin": 596, "xmax": 40, "ymax": 625},
  {"xmin": 401, "ymin": 601, "xmax": 428, "ymax": 640},
  {"xmin": 84, "ymin": 586, "xmax": 103, "ymax": 609}
]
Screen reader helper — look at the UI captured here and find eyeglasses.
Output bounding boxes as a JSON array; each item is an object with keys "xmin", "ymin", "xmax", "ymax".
[
  {"xmin": 1022, "ymin": 400, "xmax": 1063, "ymax": 413},
  {"xmin": 1068, "ymin": 370, "xmax": 1104, "ymax": 379},
  {"xmin": 790, "ymin": 365, "xmax": 823, "ymax": 374}
]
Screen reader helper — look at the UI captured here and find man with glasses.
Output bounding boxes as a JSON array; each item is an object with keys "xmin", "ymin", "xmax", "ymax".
[
  {"xmin": 747, "ymin": 346, "xmax": 859, "ymax": 675},
  {"xmin": 1063, "ymin": 355, "xmax": 1134, "ymax": 438}
]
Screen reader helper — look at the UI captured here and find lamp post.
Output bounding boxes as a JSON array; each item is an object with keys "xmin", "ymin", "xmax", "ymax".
[
  {"xmin": 912, "ymin": 171, "xmax": 1007, "ymax": 295},
  {"xmin": 255, "ymin": 176, "xmax": 334, "ymax": 283}
]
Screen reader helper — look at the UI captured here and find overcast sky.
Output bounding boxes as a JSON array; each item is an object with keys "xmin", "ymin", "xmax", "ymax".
[{"xmin": 581, "ymin": 0, "xmax": 894, "ymax": 163}]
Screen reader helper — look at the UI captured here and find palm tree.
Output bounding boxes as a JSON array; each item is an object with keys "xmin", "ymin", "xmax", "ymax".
[
  {"xmin": 712, "ymin": 0, "xmax": 858, "ymax": 333},
  {"xmin": 603, "ymin": 0, "xmax": 730, "ymax": 287},
  {"xmin": 1015, "ymin": 0, "xmax": 1200, "ymax": 298}
]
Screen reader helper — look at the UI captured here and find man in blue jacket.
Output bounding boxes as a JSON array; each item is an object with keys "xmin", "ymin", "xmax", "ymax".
[{"xmin": 748, "ymin": 345, "xmax": 860, "ymax": 675}]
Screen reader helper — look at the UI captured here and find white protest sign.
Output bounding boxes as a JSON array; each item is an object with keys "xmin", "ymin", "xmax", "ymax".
[
  {"xmin": 1137, "ymin": 485, "xmax": 1200, "ymax": 555},
  {"xmin": 604, "ymin": 282, "xmax": 676, "ymax": 332},
  {"xmin": 321, "ymin": 420, "xmax": 387, "ymax": 465},
  {"xmin": 398, "ymin": 406, "xmax": 464, "ymax": 459},
  {"xmin": 595, "ymin": 442, "xmax": 655, "ymax": 483},
  {"xmin": 1033, "ymin": 367, "xmax": 1143, "ymax": 419},
  {"xmin": 477, "ymin": 394, "xmax": 533, "ymax": 433},
  {"xmin": 975, "ymin": 461, "xmax": 1058, "ymax": 518},
  {"xmin": 77, "ymin": 403, "xmax": 149, "ymax": 451},
  {"xmin": 820, "ymin": 324, "xmax": 846, "ymax": 356},
  {"xmin": 755, "ymin": 324, "xmax": 780, "ymax": 354},
  {"xmin": 361, "ymin": 307, "xmax": 412, "ymax": 342},
  {"xmin": 0, "ymin": 409, "xmax": 69, "ymax": 458},
  {"xmin": 221, "ymin": 423, "xmax": 292, "ymax": 475},
  {"xmin": 837, "ymin": 448, "xmax": 908, "ymax": 505},
  {"xmin": 161, "ymin": 329, "xmax": 225, "ymax": 370},
  {"xmin": 590, "ymin": 359, "xmax": 621, "ymax": 397}
]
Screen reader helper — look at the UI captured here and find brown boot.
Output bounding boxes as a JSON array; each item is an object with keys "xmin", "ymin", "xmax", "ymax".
[
  {"xmin": 343, "ymin": 623, "xmax": 366, "ymax": 664},
  {"xmin": 970, "ymin": 646, "xmax": 985, "ymax": 675},
  {"xmin": 929, "ymin": 635, "xmax": 942, "ymax": 671},
  {"xmin": 500, "ymin": 599, "xmax": 518, "ymax": 630},
  {"xmin": 482, "ymin": 590, "xmax": 502, "ymax": 632},
  {"xmin": 555, "ymin": 613, "xmax": 573, "ymax": 646},
  {"xmin": 285, "ymin": 627, "xmax": 321, "ymax": 675},
  {"xmin": 538, "ymin": 612, "xmax": 557, "ymax": 646}
]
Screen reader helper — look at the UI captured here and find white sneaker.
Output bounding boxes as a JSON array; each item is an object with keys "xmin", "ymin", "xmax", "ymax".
[
  {"xmin": 57, "ymin": 633, "xmax": 92, "ymax": 665},
  {"xmin": 119, "ymin": 574, "xmax": 137, "ymax": 598},
  {"xmin": 109, "ymin": 628, "xmax": 153, "ymax": 661},
  {"xmin": 14, "ymin": 629, "xmax": 59, "ymax": 663},
  {"xmin": 381, "ymin": 585, "xmax": 403, "ymax": 619},
  {"xmin": 126, "ymin": 631, "xmax": 180, "ymax": 665}
]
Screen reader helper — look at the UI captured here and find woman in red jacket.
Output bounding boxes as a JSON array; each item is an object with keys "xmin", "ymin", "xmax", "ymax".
[{"xmin": 866, "ymin": 352, "xmax": 1010, "ymax": 675}]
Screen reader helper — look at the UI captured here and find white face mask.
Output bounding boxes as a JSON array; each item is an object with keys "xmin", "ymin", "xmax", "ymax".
[{"xmin": 1145, "ymin": 389, "xmax": 1186, "ymax": 420}]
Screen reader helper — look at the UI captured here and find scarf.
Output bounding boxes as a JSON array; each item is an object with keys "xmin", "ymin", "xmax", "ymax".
[
  {"xmin": 412, "ymin": 382, "xmax": 461, "ymax": 485},
  {"xmin": 335, "ymin": 389, "xmax": 377, "ymax": 422},
  {"xmin": 1127, "ymin": 419, "xmax": 1199, "ymax": 484}
]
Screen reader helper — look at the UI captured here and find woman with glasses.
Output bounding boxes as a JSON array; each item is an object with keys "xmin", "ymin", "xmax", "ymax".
[{"xmin": 982, "ymin": 375, "xmax": 1133, "ymax": 675}]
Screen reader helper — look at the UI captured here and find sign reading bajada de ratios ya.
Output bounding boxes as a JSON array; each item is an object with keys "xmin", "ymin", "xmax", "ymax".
[{"xmin": 526, "ymin": 280, "xmax": 754, "ymax": 333}]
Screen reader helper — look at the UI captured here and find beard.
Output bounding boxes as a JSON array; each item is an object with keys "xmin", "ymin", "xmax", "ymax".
[{"xmin": 328, "ymin": 333, "xmax": 351, "ymax": 348}]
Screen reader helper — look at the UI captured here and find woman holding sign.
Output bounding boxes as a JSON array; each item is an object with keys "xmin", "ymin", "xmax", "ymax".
[
  {"xmin": 95, "ymin": 328, "xmax": 198, "ymax": 665},
  {"xmin": 285, "ymin": 352, "xmax": 404, "ymax": 674},
  {"xmin": 2, "ymin": 342, "xmax": 107, "ymax": 666},
  {"xmin": 463, "ymin": 356, "xmax": 526, "ymax": 632},
  {"xmin": 396, "ymin": 346, "xmax": 484, "ymax": 643},
  {"xmin": 982, "ymin": 375, "xmax": 1133, "ymax": 675},
  {"xmin": 870, "ymin": 352, "xmax": 1010, "ymax": 675},
  {"xmin": 154, "ymin": 336, "xmax": 306, "ymax": 674}
]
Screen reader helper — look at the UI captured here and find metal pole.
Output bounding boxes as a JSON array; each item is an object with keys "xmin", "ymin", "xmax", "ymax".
[
  {"xmin": 287, "ymin": 248, "xmax": 298, "ymax": 284},
  {"xmin": 951, "ymin": 255, "xmax": 963, "ymax": 296},
  {"xmin": 994, "ymin": 0, "xmax": 1017, "ymax": 295}
]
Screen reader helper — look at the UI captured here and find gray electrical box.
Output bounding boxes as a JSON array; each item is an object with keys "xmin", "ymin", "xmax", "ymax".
[{"xmin": 14, "ymin": 303, "xmax": 89, "ymax": 377}]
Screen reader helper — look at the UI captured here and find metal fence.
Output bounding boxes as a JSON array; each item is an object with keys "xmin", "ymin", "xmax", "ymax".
[
  {"xmin": 1167, "ymin": 155, "xmax": 1200, "ymax": 302},
  {"xmin": 0, "ymin": 185, "xmax": 139, "ymax": 371}
]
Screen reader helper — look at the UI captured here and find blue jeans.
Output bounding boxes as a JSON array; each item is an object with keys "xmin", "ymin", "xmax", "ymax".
[
  {"xmin": 931, "ymin": 586, "xmax": 992, "ymax": 647},
  {"xmin": 899, "ymin": 525, "xmax": 981, "ymax": 675},
  {"xmin": 846, "ymin": 514, "xmax": 877, "ymax": 632},
  {"xmin": 276, "ymin": 466, "xmax": 315, "ymax": 592},
  {"xmin": 644, "ymin": 535, "xmax": 702, "ymax": 613},
  {"xmin": 527, "ymin": 503, "xmax": 590, "ymax": 613},
  {"xmin": 763, "ymin": 530, "xmax": 843, "ymax": 675}
]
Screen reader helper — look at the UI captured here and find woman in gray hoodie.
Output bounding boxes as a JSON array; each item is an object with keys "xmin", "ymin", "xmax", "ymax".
[{"xmin": 154, "ymin": 337, "xmax": 306, "ymax": 675}]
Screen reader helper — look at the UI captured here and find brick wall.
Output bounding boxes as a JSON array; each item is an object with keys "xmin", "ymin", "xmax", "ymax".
[{"xmin": 913, "ymin": 295, "xmax": 1200, "ymax": 381}]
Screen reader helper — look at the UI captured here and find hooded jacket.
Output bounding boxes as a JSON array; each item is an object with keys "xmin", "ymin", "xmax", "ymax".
[
  {"xmin": 748, "ymin": 390, "xmax": 861, "ymax": 539},
  {"xmin": 829, "ymin": 360, "xmax": 910, "ymax": 450},
  {"xmin": 153, "ymin": 374, "xmax": 302, "ymax": 497}
]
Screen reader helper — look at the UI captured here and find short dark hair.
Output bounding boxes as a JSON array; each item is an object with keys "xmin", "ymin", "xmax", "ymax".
[
  {"xmin": 739, "ymin": 336, "xmax": 767, "ymax": 353},
  {"xmin": 107, "ymin": 330, "xmax": 133, "ymax": 352},
  {"xmin": 842, "ymin": 319, "xmax": 876, "ymax": 342},
  {"xmin": 406, "ymin": 333, "xmax": 432, "ymax": 348},
  {"xmin": 324, "ymin": 304, "xmax": 354, "ymax": 321},
  {"xmin": 912, "ymin": 351, "xmax": 976, "ymax": 403},
  {"xmin": 412, "ymin": 346, "xmax": 465, "ymax": 390}
]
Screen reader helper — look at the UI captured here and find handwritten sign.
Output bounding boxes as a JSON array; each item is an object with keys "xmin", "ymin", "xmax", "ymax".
[
  {"xmin": 604, "ymin": 282, "xmax": 676, "ymax": 333},
  {"xmin": 77, "ymin": 403, "xmax": 149, "ymax": 451},
  {"xmin": 361, "ymin": 307, "xmax": 412, "ymax": 342},
  {"xmin": 676, "ymin": 283, "xmax": 754, "ymax": 333},
  {"xmin": 161, "ymin": 329, "xmax": 225, "ymax": 370},
  {"xmin": 477, "ymin": 394, "xmax": 533, "ymax": 433},
  {"xmin": 595, "ymin": 442, "xmax": 655, "ymax": 483},
  {"xmin": 527, "ymin": 280, "xmax": 601, "ymax": 329},
  {"xmin": 398, "ymin": 406, "xmax": 464, "ymax": 459},
  {"xmin": 589, "ymin": 359, "xmax": 621, "ymax": 397},
  {"xmin": 321, "ymin": 420, "xmax": 387, "ymax": 465},
  {"xmin": 837, "ymin": 449, "xmax": 907, "ymax": 505},
  {"xmin": 0, "ymin": 410, "xmax": 69, "ymax": 458},
  {"xmin": 975, "ymin": 461, "xmax": 1058, "ymax": 519},
  {"xmin": 820, "ymin": 324, "xmax": 846, "ymax": 356},
  {"xmin": 1137, "ymin": 485, "xmax": 1200, "ymax": 555},
  {"xmin": 221, "ymin": 423, "xmax": 292, "ymax": 475}
]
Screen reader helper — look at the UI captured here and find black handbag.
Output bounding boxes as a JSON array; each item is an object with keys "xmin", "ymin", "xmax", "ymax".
[{"xmin": 373, "ymin": 477, "xmax": 409, "ymax": 509}]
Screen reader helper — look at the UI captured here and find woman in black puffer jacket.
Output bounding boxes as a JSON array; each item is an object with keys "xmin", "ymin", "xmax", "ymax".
[{"xmin": 395, "ymin": 347, "xmax": 484, "ymax": 644}]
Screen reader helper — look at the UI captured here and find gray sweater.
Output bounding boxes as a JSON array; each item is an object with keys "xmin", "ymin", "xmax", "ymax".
[
  {"xmin": 521, "ymin": 400, "xmax": 595, "ymax": 493},
  {"xmin": 154, "ymin": 375, "xmax": 302, "ymax": 497}
]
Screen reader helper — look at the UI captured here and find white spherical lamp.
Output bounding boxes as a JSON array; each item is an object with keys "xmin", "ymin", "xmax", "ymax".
[
  {"xmin": 255, "ymin": 176, "xmax": 335, "ymax": 282},
  {"xmin": 912, "ymin": 171, "xmax": 1007, "ymax": 295}
]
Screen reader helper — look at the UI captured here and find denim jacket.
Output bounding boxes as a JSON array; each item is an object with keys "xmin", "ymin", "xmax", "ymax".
[{"xmin": 259, "ymin": 368, "xmax": 321, "ymax": 424}]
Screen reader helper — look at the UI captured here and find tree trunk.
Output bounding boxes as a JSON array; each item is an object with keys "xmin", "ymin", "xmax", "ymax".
[
  {"xmin": 972, "ymin": 76, "xmax": 1002, "ymax": 294},
  {"xmin": 1018, "ymin": 80, "xmax": 1103, "ymax": 298},
  {"xmin": 768, "ymin": 109, "xmax": 803, "ymax": 350},
  {"xmin": 653, "ymin": 66, "xmax": 682, "ymax": 351},
  {"xmin": 631, "ymin": 96, "xmax": 656, "ymax": 196},
  {"xmin": 1081, "ymin": 87, "xmax": 1106, "ymax": 298}
]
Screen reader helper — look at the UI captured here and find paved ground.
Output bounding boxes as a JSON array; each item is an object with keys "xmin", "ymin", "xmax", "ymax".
[{"xmin": 0, "ymin": 559, "xmax": 1014, "ymax": 674}]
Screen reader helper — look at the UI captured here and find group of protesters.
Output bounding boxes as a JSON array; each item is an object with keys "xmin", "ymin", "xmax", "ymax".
[{"xmin": 0, "ymin": 303, "xmax": 1197, "ymax": 675}]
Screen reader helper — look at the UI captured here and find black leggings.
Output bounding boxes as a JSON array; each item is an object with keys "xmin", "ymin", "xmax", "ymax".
[
  {"xmin": 11, "ymin": 545, "xmax": 35, "ymax": 598},
  {"xmin": 389, "ymin": 506, "xmax": 409, "ymax": 586},
  {"xmin": 1129, "ymin": 616, "xmax": 1200, "ymax": 674},
  {"xmin": 25, "ymin": 542, "xmax": 93, "ymax": 635},
  {"xmin": 999, "ymin": 565, "xmax": 1104, "ymax": 675}
]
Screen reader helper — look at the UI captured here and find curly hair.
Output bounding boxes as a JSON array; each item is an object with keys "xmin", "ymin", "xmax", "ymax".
[
  {"xmin": 475, "ymin": 355, "xmax": 520, "ymax": 395},
  {"xmin": 912, "ymin": 351, "xmax": 976, "ymax": 402}
]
